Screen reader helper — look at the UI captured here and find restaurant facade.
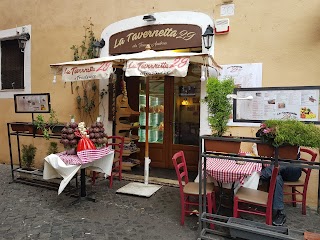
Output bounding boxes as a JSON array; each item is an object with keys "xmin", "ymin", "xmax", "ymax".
[{"xmin": 0, "ymin": 0, "xmax": 319, "ymax": 208}]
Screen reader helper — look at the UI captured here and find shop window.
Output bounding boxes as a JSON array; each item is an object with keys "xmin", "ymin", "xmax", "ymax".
[{"xmin": 0, "ymin": 26, "xmax": 31, "ymax": 99}]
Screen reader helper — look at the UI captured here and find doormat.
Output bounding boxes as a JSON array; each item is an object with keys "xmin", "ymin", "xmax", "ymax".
[
  {"xmin": 122, "ymin": 173, "xmax": 179, "ymax": 187},
  {"xmin": 116, "ymin": 182, "xmax": 161, "ymax": 198}
]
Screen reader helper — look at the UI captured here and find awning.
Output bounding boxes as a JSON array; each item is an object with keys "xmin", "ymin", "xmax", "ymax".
[{"xmin": 50, "ymin": 50, "xmax": 216, "ymax": 82}]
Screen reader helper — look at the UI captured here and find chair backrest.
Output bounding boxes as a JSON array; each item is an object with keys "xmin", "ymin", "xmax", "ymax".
[
  {"xmin": 267, "ymin": 166, "xmax": 280, "ymax": 210},
  {"xmin": 107, "ymin": 136, "xmax": 124, "ymax": 160},
  {"xmin": 299, "ymin": 148, "xmax": 318, "ymax": 186},
  {"xmin": 172, "ymin": 151, "xmax": 189, "ymax": 190}
]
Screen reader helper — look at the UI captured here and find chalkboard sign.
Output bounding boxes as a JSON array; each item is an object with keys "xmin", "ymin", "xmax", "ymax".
[{"xmin": 233, "ymin": 86, "xmax": 320, "ymax": 124}]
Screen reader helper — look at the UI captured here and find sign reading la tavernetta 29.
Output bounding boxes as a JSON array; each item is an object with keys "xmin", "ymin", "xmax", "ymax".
[{"xmin": 109, "ymin": 24, "xmax": 202, "ymax": 55}]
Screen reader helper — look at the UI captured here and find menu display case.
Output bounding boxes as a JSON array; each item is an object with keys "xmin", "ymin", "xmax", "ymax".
[{"xmin": 138, "ymin": 94, "xmax": 164, "ymax": 143}]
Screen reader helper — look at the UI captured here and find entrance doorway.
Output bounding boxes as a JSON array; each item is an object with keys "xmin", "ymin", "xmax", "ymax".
[{"xmin": 135, "ymin": 65, "xmax": 201, "ymax": 171}]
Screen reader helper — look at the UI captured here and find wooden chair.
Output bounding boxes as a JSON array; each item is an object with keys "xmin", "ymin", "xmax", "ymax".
[
  {"xmin": 92, "ymin": 136, "xmax": 124, "ymax": 188},
  {"xmin": 284, "ymin": 148, "xmax": 317, "ymax": 215},
  {"xmin": 233, "ymin": 166, "xmax": 279, "ymax": 225},
  {"xmin": 172, "ymin": 151, "xmax": 216, "ymax": 228}
]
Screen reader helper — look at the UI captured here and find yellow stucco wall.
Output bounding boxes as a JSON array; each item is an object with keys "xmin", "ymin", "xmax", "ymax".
[{"xmin": 0, "ymin": 0, "xmax": 319, "ymax": 207}]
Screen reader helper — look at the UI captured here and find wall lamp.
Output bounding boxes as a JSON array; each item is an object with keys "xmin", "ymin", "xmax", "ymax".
[
  {"xmin": 143, "ymin": 14, "xmax": 156, "ymax": 22},
  {"xmin": 92, "ymin": 38, "xmax": 105, "ymax": 58},
  {"xmin": 202, "ymin": 25, "xmax": 214, "ymax": 50},
  {"xmin": 18, "ymin": 33, "xmax": 30, "ymax": 52}
]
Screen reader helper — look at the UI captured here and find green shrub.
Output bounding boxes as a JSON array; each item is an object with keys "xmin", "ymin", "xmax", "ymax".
[
  {"xmin": 21, "ymin": 144, "xmax": 37, "ymax": 170},
  {"xmin": 203, "ymin": 77, "xmax": 235, "ymax": 137},
  {"xmin": 261, "ymin": 119, "xmax": 320, "ymax": 148}
]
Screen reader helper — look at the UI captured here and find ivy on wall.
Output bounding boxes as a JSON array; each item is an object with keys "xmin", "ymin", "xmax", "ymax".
[
  {"xmin": 70, "ymin": 18, "xmax": 106, "ymax": 124},
  {"xmin": 70, "ymin": 18, "xmax": 96, "ymax": 61}
]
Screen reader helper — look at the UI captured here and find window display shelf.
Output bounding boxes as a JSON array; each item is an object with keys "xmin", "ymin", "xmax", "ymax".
[
  {"xmin": 139, "ymin": 94, "xmax": 164, "ymax": 143},
  {"xmin": 115, "ymin": 94, "xmax": 141, "ymax": 171}
]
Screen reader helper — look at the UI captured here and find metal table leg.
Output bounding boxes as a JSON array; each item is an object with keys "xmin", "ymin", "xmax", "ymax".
[{"xmin": 71, "ymin": 168, "xmax": 95, "ymax": 204}]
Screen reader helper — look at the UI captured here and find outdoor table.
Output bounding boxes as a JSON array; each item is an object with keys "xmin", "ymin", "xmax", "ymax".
[
  {"xmin": 205, "ymin": 157, "xmax": 262, "ymax": 212},
  {"xmin": 43, "ymin": 148, "xmax": 114, "ymax": 199}
]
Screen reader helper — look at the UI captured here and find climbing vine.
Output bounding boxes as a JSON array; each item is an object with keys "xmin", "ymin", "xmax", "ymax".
[
  {"xmin": 70, "ymin": 18, "xmax": 96, "ymax": 61},
  {"xmin": 70, "ymin": 18, "xmax": 106, "ymax": 124}
]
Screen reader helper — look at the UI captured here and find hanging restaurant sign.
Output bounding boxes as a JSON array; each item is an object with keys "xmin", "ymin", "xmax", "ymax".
[
  {"xmin": 125, "ymin": 57, "xmax": 190, "ymax": 77},
  {"xmin": 109, "ymin": 24, "xmax": 202, "ymax": 55},
  {"xmin": 62, "ymin": 62, "xmax": 113, "ymax": 82}
]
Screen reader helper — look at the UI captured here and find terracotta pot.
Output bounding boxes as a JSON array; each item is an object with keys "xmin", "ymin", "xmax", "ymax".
[
  {"xmin": 11, "ymin": 122, "xmax": 32, "ymax": 132},
  {"xmin": 278, "ymin": 145, "xmax": 299, "ymax": 159},
  {"xmin": 256, "ymin": 143, "xmax": 274, "ymax": 157},
  {"xmin": 257, "ymin": 143, "xmax": 299, "ymax": 159},
  {"xmin": 204, "ymin": 138, "xmax": 241, "ymax": 154}
]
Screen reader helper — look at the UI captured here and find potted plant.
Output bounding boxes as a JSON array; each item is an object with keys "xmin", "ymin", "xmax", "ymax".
[
  {"xmin": 33, "ymin": 114, "xmax": 50, "ymax": 139},
  {"xmin": 203, "ymin": 77, "xmax": 240, "ymax": 153},
  {"xmin": 33, "ymin": 109, "xmax": 64, "ymax": 139},
  {"xmin": 21, "ymin": 144, "xmax": 37, "ymax": 170},
  {"xmin": 256, "ymin": 119, "xmax": 320, "ymax": 159},
  {"xmin": 47, "ymin": 141, "xmax": 58, "ymax": 155},
  {"xmin": 48, "ymin": 109, "xmax": 65, "ymax": 135}
]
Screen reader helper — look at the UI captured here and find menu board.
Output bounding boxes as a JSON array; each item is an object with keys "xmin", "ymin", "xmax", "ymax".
[
  {"xmin": 233, "ymin": 86, "xmax": 320, "ymax": 124},
  {"xmin": 14, "ymin": 93, "xmax": 51, "ymax": 113}
]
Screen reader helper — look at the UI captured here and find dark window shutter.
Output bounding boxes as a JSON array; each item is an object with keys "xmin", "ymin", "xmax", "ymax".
[{"xmin": 1, "ymin": 39, "xmax": 24, "ymax": 90}]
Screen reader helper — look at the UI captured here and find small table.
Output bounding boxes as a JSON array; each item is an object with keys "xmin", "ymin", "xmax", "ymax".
[
  {"xmin": 43, "ymin": 148, "xmax": 114, "ymax": 201},
  {"xmin": 206, "ymin": 157, "xmax": 262, "ymax": 212}
]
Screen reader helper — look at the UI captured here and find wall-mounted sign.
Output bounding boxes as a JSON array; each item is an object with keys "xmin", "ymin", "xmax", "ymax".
[
  {"xmin": 234, "ymin": 86, "xmax": 320, "ymax": 124},
  {"xmin": 62, "ymin": 62, "xmax": 113, "ymax": 82},
  {"xmin": 109, "ymin": 24, "xmax": 202, "ymax": 55},
  {"xmin": 179, "ymin": 85, "xmax": 196, "ymax": 96},
  {"xmin": 14, "ymin": 93, "xmax": 51, "ymax": 113},
  {"xmin": 125, "ymin": 57, "xmax": 190, "ymax": 77}
]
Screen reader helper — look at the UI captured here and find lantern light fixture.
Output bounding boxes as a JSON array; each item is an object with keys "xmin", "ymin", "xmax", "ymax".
[
  {"xmin": 202, "ymin": 25, "xmax": 214, "ymax": 50},
  {"xmin": 143, "ymin": 14, "xmax": 156, "ymax": 22},
  {"xmin": 92, "ymin": 38, "xmax": 105, "ymax": 58},
  {"xmin": 18, "ymin": 33, "xmax": 30, "ymax": 52}
]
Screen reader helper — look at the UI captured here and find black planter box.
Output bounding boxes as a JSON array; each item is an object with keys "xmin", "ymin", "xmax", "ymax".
[
  {"xmin": 228, "ymin": 217, "xmax": 289, "ymax": 240},
  {"xmin": 51, "ymin": 124, "xmax": 65, "ymax": 134}
]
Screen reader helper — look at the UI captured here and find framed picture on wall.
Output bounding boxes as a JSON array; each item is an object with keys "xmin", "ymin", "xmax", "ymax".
[{"xmin": 14, "ymin": 93, "xmax": 51, "ymax": 113}]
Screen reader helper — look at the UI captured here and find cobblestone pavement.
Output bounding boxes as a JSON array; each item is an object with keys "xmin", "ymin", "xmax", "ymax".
[{"xmin": 0, "ymin": 163, "xmax": 319, "ymax": 240}]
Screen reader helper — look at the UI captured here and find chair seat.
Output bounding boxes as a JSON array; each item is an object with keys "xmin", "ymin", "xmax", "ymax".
[
  {"xmin": 236, "ymin": 187, "xmax": 268, "ymax": 205},
  {"xmin": 284, "ymin": 179, "xmax": 304, "ymax": 186},
  {"xmin": 183, "ymin": 182, "xmax": 214, "ymax": 195}
]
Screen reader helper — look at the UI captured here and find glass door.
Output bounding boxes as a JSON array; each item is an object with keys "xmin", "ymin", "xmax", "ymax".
[
  {"xmin": 168, "ymin": 64, "xmax": 201, "ymax": 170},
  {"xmin": 137, "ymin": 65, "xmax": 201, "ymax": 170},
  {"xmin": 137, "ymin": 77, "xmax": 166, "ymax": 168},
  {"xmin": 138, "ymin": 79, "xmax": 165, "ymax": 143},
  {"xmin": 173, "ymin": 83, "xmax": 200, "ymax": 146}
]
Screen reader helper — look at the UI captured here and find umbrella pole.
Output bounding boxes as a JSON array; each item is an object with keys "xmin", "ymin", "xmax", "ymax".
[{"xmin": 144, "ymin": 76, "xmax": 150, "ymax": 185}]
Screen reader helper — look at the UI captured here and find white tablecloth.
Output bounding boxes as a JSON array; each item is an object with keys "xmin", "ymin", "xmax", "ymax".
[{"xmin": 43, "ymin": 151, "xmax": 114, "ymax": 195}]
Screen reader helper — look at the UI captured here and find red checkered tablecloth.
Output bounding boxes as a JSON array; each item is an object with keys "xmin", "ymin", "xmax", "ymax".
[
  {"xmin": 57, "ymin": 147, "xmax": 113, "ymax": 165},
  {"xmin": 206, "ymin": 157, "xmax": 262, "ymax": 184}
]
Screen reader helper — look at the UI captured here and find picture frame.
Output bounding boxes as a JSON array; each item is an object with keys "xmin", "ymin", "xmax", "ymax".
[
  {"xmin": 14, "ymin": 93, "xmax": 51, "ymax": 113},
  {"xmin": 192, "ymin": 97, "xmax": 200, "ymax": 104}
]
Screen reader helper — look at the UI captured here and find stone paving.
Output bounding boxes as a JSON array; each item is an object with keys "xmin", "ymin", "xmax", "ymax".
[{"xmin": 0, "ymin": 163, "xmax": 320, "ymax": 240}]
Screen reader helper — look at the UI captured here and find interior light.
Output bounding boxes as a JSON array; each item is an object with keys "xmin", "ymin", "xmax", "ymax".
[{"xmin": 181, "ymin": 98, "xmax": 189, "ymax": 106}]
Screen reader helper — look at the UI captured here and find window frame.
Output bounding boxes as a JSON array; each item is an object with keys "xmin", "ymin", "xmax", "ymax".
[{"xmin": 0, "ymin": 25, "xmax": 31, "ymax": 98}]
